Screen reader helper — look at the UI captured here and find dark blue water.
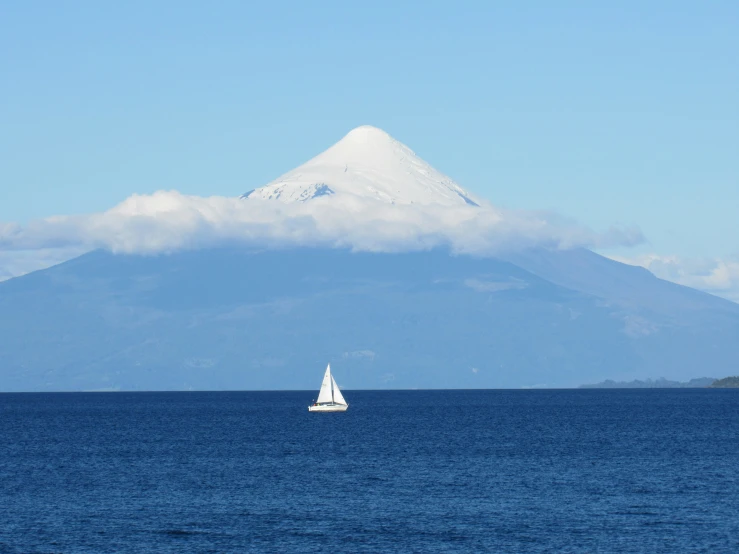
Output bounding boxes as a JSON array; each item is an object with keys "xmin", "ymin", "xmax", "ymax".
[{"xmin": 1, "ymin": 390, "xmax": 738, "ymax": 553}]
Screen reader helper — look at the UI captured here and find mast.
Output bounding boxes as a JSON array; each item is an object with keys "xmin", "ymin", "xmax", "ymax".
[{"xmin": 329, "ymin": 364, "xmax": 334, "ymax": 403}]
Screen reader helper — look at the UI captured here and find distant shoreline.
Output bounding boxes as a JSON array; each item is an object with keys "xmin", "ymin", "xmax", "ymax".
[
  {"xmin": 580, "ymin": 376, "xmax": 739, "ymax": 389},
  {"xmin": 2, "ymin": 383, "xmax": 739, "ymax": 393},
  {"xmin": 709, "ymin": 376, "xmax": 739, "ymax": 388}
]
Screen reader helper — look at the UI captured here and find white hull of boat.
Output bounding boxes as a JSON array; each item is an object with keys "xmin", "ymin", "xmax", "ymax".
[{"xmin": 308, "ymin": 403, "xmax": 348, "ymax": 412}]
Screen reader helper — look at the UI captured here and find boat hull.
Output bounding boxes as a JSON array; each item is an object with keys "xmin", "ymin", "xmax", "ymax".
[{"xmin": 308, "ymin": 403, "xmax": 348, "ymax": 412}]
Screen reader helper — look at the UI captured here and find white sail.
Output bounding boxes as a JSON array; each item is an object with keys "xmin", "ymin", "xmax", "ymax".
[
  {"xmin": 331, "ymin": 375, "xmax": 347, "ymax": 405},
  {"xmin": 315, "ymin": 364, "xmax": 334, "ymax": 404}
]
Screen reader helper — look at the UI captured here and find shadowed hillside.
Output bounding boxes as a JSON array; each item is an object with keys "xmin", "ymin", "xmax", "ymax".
[{"xmin": 1, "ymin": 247, "xmax": 738, "ymax": 391}]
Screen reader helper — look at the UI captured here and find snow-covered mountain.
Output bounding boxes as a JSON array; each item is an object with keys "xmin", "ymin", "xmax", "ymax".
[
  {"xmin": 242, "ymin": 125, "xmax": 481, "ymax": 207},
  {"xmin": 4, "ymin": 125, "xmax": 738, "ymax": 391}
]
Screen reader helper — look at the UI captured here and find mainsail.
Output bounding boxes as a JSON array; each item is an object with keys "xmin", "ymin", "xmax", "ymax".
[
  {"xmin": 331, "ymin": 376, "xmax": 347, "ymax": 405},
  {"xmin": 316, "ymin": 364, "xmax": 334, "ymax": 404}
]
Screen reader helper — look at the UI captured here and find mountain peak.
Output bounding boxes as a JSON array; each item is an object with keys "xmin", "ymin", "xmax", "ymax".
[
  {"xmin": 339, "ymin": 125, "xmax": 396, "ymax": 148},
  {"xmin": 343, "ymin": 124, "xmax": 391, "ymax": 139},
  {"xmin": 242, "ymin": 126, "xmax": 480, "ymax": 207}
]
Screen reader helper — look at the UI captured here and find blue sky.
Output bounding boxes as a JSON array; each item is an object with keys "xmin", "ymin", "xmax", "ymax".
[{"xmin": 1, "ymin": 1, "xmax": 737, "ymax": 288}]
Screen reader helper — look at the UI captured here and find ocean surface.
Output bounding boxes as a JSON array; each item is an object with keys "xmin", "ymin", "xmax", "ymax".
[{"xmin": 1, "ymin": 389, "xmax": 738, "ymax": 553}]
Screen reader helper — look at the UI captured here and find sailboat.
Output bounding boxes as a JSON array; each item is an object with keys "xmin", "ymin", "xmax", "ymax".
[{"xmin": 308, "ymin": 364, "xmax": 348, "ymax": 412}]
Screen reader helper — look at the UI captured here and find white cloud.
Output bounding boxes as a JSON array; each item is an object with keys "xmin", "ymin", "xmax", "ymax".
[
  {"xmin": 611, "ymin": 254, "xmax": 739, "ymax": 303},
  {"xmin": 0, "ymin": 190, "xmax": 643, "ymax": 263},
  {"xmin": 5, "ymin": 190, "xmax": 734, "ymax": 306}
]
